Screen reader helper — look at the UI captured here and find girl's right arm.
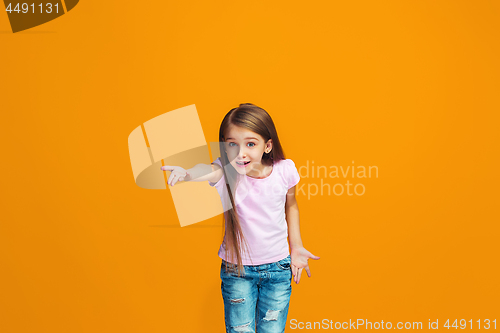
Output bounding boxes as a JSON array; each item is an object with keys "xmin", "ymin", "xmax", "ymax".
[{"xmin": 161, "ymin": 163, "xmax": 223, "ymax": 187}]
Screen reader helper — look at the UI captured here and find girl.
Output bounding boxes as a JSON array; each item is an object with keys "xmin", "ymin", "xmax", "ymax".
[{"xmin": 161, "ymin": 103, "xmax": 319, "ymax": 333}]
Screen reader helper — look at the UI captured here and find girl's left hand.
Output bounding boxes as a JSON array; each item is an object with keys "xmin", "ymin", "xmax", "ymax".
[{"xmin": 290, "ymin": 247, "xmax": 320, "ymax": 284}]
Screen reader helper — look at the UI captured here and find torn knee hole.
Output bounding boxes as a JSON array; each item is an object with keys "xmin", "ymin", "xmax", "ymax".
[
  {"xmin": 230, "ymin": 298, "xmax": 245, "ymax": 304},
  {"xmin": 263, "ymin": 309, "xmax": 280, "ymax": 321},
  {"xmin": 232, "ymin": 322, "xmax": 253, "ymax": 332}
]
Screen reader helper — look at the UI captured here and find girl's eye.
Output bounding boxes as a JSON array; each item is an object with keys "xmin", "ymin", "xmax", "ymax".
[{"xmin": 227, "ymin": 142, "xmax": 254, "ymax": 147}]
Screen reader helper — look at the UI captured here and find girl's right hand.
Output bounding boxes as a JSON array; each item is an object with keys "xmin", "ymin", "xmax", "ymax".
[{"xmin": 160, "ymin": 165, "xmax": 189, "ymax": 186}]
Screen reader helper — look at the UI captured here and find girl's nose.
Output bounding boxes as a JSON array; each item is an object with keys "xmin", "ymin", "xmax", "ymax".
[{"xmin": 238, "ymin": 147, "xmax": 247, "ymax": 158}]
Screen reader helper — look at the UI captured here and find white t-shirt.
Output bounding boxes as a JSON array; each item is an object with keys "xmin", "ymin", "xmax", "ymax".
[{"xmin": 209, "ymin": 157, "xmax": 300, "ymax": 265}]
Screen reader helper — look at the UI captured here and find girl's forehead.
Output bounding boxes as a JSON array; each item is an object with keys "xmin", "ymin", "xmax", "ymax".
[{"xmin": 225, "ymin": 125, "xmax": 263, "ymax": 140}]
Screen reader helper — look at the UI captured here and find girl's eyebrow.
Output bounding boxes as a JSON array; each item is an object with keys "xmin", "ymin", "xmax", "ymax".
[{"xmin": 226, "ymin": 137, "xmax": 259, "ymax": 140}]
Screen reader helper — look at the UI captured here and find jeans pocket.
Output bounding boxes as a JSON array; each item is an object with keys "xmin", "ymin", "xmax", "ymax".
[{"xmin": 275, "ymin": 255, "xmax": 291, "ymax": 270}]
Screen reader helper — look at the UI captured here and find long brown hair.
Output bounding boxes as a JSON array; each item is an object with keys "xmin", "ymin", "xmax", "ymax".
[{"xmin": 218, "ymin": 103, "xmax": 286, "ymax": 276}]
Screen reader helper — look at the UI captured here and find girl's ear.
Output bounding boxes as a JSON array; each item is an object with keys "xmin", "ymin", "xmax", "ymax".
[{"xmin": 266, "ymin": 139, "xmax": 273, "ymax": 152}]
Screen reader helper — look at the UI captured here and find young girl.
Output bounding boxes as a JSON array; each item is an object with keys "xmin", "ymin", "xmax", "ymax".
[{"xmin": 161, "ymin": 103, "xmax": 319, "ymax": 333}]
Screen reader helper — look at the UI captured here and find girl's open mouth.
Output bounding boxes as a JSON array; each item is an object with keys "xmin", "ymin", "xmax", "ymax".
[{"xmin": 235, "ymin": 161, "xmax": 251, "ymax": 167}]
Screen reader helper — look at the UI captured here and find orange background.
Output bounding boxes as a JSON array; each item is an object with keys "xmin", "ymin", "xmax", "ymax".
[{"xmin": 1, "ymin": 1, "xmax": 499, "ymax": 332}]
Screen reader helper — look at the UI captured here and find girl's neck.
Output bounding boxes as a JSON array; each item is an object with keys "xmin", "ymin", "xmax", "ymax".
[{"xmin": 246, "ymin": 164, "xmax": 273, "ymax": 179}]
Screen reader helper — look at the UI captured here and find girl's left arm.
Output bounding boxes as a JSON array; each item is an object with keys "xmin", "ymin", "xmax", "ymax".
[{"xmin": 285, "ymin": 185, "xmax": 320, "ymax": 284}]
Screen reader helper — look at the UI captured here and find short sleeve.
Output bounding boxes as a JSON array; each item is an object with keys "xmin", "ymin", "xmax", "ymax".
[
  {"xmin": 284, "ymin": 159, "xmax": 300, "ymax": 189},
  {"xmin": 208, "ymin": 157, "xmax": 224, "ymax": 188}
]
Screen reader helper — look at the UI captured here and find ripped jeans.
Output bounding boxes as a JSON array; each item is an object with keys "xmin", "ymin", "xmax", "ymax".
[{"xmin": 220, "ymin": 255, "xmax": 292, "ymax": 333}]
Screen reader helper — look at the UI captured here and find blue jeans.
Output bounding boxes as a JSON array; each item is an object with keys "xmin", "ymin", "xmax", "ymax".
[{"xmin": 220, "ymin": 255, "xmax": 292, "ymax": 333}]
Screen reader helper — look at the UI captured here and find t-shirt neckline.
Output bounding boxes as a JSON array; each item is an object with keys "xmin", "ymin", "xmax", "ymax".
[{"xmin": 245, "ymin": 163, "xmax": 275, "ymax": 180}]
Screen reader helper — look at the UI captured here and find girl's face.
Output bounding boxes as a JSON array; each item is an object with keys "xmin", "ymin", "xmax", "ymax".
[{"xmin": 224, "ymin": 124, "xmax": 272, "ymax": 175}]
